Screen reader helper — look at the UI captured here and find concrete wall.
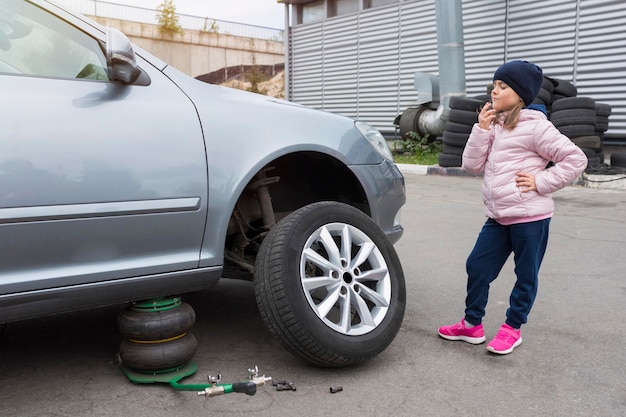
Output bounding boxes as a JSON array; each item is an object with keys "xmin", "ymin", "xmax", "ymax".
[{"xmin": 91, "ymin": 17, "xmax": 284, "ymax": 78}]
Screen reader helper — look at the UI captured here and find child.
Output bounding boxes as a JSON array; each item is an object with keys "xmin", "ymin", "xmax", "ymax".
[{"xmin": 438, "ymin": 60, "xmax": 587, "ymax": 354}]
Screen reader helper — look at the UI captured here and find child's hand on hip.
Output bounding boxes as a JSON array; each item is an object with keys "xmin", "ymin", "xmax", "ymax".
[{"xmin": 516, "ymin": 172, "xmax": 537, "ymax": 192}]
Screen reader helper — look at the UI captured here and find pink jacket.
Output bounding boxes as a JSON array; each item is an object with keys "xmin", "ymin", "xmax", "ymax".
[{"xmin": 462, "ymin": 109, "xmax": 587, "ymax": 220}]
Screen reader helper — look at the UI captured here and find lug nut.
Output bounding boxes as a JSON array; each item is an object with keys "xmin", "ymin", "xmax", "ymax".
[{"xmin": 275, "ymin": 382, "xmax": 296, "ymax": 391}]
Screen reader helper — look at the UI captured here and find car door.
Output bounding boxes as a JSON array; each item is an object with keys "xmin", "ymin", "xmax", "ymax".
[{"xmin": 0, "ymin": 0, "xmax": 208, "ymax": 295}]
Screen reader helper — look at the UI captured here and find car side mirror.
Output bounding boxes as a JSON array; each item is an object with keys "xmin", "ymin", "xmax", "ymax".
[{"xmin": 105, "ymin": 27, "xmax": 141, "ymax": 84}]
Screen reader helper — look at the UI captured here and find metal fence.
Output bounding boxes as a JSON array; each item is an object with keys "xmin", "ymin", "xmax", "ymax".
[{"xmin": 53, "ymin": 0, "xmax": 285, "ymax": 41}]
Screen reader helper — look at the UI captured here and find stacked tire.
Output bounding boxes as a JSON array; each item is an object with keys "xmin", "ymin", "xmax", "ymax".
[
  {"xmin": 532, "ymin": 77, "xmax": 556, "ymax": 111},
  {"xmin": 402, "ymin": 76, "xmax": 617, "ymax": 172},
  {"xmin": 550, "ymin": 96, "xmax": 604, "ymax": 168},
  {"xmin": 117, "ymin": 296, "xmax": 198, "ymax": 372},
  {"xmin": 611, "ymin": 151, "xmax": 626, "ymax": 170},
  {"xmin": 550, "ymin": 78, "xmax": 578, "ymax": 104},
  {"xmin": 591, "ymin": 102, "xmax": 611, "ymax": 166},
  {"xmin": 438, "ymin": 97, "xmax": 483, "ymax": 167}
]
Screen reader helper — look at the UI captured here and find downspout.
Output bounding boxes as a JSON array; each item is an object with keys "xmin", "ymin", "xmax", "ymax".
[
  {"xmin": 417, "ymin": 0, "xmax": 466, "ymax": 137},
  {"xmin": 572, "ymin": 0, "xmax": 580, "ymax": 84},
  {"xmin": 283, "ymin": 3, "xmax": 290, "ymax": 100}
]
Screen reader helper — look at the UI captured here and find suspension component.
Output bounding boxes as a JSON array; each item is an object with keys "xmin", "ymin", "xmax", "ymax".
[{"xmin": 249, "ymin": 168, "xmax": 279, "ymax": 229}]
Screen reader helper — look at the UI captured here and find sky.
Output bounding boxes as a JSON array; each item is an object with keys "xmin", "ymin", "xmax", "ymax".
[{"xmin": 120, "ymin": 0, "xmax": 287, "ymax": 29}]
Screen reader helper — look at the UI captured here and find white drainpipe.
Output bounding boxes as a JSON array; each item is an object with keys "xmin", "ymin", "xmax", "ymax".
[{"xmin": 283, "ymin": 3, "xmax": 290, "ymax": 100}]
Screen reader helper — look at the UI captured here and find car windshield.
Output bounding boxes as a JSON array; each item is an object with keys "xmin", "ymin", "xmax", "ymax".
[{"xmin": 0, "ymin": 0, "xmax": 108, "ymax": 80}]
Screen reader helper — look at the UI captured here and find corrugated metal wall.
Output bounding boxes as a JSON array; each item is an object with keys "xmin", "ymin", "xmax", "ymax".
[
  {"xmin": 577, "ymin": 0, "xmax": 626, "ymax": 136},
  {"xmin": 288, "ymin": 0, "xmax": 626, "ymax": 140}
]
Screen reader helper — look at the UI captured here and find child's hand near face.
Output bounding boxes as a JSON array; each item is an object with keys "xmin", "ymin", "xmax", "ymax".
[{"xmin": 478, "ymin": 102, "xmax": 496, "ymax": 129}]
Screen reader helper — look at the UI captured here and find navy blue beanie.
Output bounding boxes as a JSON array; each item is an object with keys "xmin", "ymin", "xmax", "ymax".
[{"xmin": 493, "ymin": 60, "xmax": 543, "ymax": 106}]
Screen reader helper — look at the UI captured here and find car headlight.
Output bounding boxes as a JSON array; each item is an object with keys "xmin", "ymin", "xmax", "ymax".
[{"xmin": 355, "ymin": 121, "xmax": 394, "ymax": 161}]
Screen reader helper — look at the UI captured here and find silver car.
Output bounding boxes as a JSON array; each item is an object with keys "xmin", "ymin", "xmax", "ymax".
[{"xmin": 0, "ymin": 0, "xmax": 406, "ymax": 367}]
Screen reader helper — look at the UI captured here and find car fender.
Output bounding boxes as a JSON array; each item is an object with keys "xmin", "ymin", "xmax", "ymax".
[{"xmin": 163, "ymin": 67, "xmax": 386, "ymax": 267}]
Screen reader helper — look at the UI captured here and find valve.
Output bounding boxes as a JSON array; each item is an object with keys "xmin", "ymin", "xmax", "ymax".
[
  {"xmin": 198, "ymin": 381, "xmax": 257, "ymax": 397},
  {"xmin": 247, "ymin": 365, "xmax": 272, "ymax": 387},
  {"xmin": 196, "ymin": 366, "xmax": 270, "ymax": 397}
]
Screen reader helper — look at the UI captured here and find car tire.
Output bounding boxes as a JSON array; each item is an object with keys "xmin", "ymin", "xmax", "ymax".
[
  {"xmin": 611, "ymin": 151, "xmax": 626, "ymax": 168},
  {"xmin": 595, "ymin": 102, "xmax": 612, "ymax": 117},
  {"xmin": 542, "ymin": 77, "xmax": 556, "ymax": 93},
  {"xmin": 550, "ymin": 108, "xmax": 597, "ymax": 127},
  {"xmin": 571, "ymin": 136, "xmax": 602, "ymax": 150},
  {"xmin": 448, "ymin": 108, "xmax": 478, "ymax": 125},
  {"xmin": 449, "ymin": 97, "xmax": 483, "ymax": 112},
  {"xmin": 254, "ymin": 201, "xmax": 406, "ymax": 367},
  {"xmin": 442, "ymin": 143, "xmax": 465, "ymax": 156},
  {"xmin": 444, "ymin": 121, "xmax": 473, "ymax": 134},
  {"xmin": 471, "ymin": 94, "xmax": 490, "ymax": 103},
  {"xmin": 552, "ymin": 78, "xmax": 578, "ymax": 97},
  {"xmin": 557, "ymin": 124, "xmax": 595, "ymax": 138},
  {"xmin": 551, "ymin": 97, "xmax": 596, "ymax": 112},
  {"xmin": 595, "ymin": 117, "xmax": 609, "ymax": 132},
  {"xmin": 535, "ymin": 87, "xmax": 552, "ymax": 105},
  {"xmin": 441, "ymin": 130, "xmax": 470, "ymax": 147},
  {"xmin": 579, "ymin": 147, "xmax": 596, "ymax": 159},
  {"xmin": 595, "ymin": 102, "xmax": 611, "ymax": 133},
  {"xmin": 438, "ymin": 153, "xmax": 463, "ymax": 167},
  {"xmin": 586, "ymin": 156, "xmax": 601, "ymax": 168},
  {"xmin": 399, "ymin": 107, "xmax": 426, "ymax": 138},
  {"xmin": 595, "ymin": 151, "xmax": 605, "ymax": 164}
]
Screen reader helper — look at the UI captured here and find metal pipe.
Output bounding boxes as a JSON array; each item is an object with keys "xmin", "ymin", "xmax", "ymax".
[
  {"xmin": 283, "ymin": 3, "xmax": 290, "ymax": 100},
  {"xmin": 435, "ymin": 0, "xmax": 466, "ymax": 110},
  {"xmin": 417, "ymin": 0, "xmax": 467, "ymax": 137},
  {"xmin": 417, "ymin": 105, "xmax": 446, "ymax": 138}
]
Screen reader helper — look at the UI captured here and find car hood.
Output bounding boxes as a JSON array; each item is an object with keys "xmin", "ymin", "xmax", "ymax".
[{"xmin": 162, "ymin": 65, "xmax": 384, "ymax": 167}]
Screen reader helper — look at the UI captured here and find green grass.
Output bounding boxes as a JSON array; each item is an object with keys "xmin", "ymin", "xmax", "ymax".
[
  {"xmin": 394, "ymin": 153, "xmax": 439, "ymax": 166},
  {"xmin": 391, "ymin": 135, "xmax": 441, "ymax": 166}
]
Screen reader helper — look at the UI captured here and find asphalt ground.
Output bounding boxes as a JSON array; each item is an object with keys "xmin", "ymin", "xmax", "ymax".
[{"xmin": 1, "ymin": 174, "xmax": 624, "ymax": 417}]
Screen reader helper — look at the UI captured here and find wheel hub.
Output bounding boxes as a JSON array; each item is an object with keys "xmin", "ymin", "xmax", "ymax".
[{"xmin": 300, "ymin": 222, "xmax": 391, "ymax": 336}]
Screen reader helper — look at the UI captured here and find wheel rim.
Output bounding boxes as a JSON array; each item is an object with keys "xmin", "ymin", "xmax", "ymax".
[{"xmin": 300, "ymin": 222, "xmax": 391, "ymax": 336}]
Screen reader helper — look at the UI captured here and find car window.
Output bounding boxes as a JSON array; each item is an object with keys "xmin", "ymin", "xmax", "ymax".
[{"xmin": 0, "ymin": 0, "xmax": 108, "ymax": 80}]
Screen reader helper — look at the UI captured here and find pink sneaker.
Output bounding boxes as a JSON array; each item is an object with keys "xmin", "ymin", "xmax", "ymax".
[
  {"xmin": 438, "ymin": 319, "xmax": 486, "ymax": 344},
  {"xmin": 486, "ymin": 323, "xmax": 522, "ymax": 354}
]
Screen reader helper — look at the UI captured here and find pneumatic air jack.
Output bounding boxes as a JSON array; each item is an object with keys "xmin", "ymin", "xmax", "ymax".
[{"xmin": 116, "ymin": 296, "xmax": 272, "ymax": 396}]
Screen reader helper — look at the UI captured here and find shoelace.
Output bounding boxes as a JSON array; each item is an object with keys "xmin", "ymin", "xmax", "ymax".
[{"xmin": 457, "ymin": 322, "xmax": 481, "ymax": 335}]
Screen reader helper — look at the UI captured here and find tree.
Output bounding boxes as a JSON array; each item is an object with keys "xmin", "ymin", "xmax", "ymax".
[
  {"xmin": 201, "ymin": 17, "xmax": 220, "ymax": 34},
  {"xmin": 246, "ymin": 39, "xmax": 267, "ymax": 95},
  {"xmin": 156, "ymin": 0, "xmax": 183, "ymax": 38}
]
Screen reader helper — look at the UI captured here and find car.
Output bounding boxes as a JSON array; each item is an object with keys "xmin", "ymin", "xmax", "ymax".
[{"xmin": 0, "ymin": 0, "xmax": 406, "ymax": 367}]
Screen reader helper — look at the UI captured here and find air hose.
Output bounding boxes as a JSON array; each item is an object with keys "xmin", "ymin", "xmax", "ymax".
[{"xmin": 119, "ymin": 360, "xmax": 271, "ymax": 397}]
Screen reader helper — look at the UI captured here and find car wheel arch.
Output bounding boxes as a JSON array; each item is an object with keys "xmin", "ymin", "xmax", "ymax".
[{"xmin": 217, "ymin": 151, "xmax": 372, "ymax": 278}]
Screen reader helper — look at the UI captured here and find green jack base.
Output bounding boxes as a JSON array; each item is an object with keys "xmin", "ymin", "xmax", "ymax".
[
  {"xmin": 119, "ymin": 361, "xmax": 198, "ymax": 385},
  {"xmin": 118, "ymin": 361, "xmax": 255, "ymax": 394}
]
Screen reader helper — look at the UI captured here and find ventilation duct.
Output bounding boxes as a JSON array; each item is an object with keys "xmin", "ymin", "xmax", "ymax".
[{"xmin": 398, "ymin": 0, "xmax": 467, "ymax": 138}]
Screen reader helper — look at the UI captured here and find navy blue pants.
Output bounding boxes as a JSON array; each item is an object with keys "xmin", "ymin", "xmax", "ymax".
[{"xmin": 464, "ymin": 218, "xmax": 550, "ymax": 329}]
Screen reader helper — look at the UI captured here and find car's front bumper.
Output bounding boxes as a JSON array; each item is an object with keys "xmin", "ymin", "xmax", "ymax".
[{"xmin": 350, "ymin": 160, "xmax": 406, "ymax": 244}]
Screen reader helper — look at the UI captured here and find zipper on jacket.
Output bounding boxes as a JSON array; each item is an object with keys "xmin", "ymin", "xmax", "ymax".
[{"xmin": 487, "ymin": 126, "xmax": 499, "ymax": 217}]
